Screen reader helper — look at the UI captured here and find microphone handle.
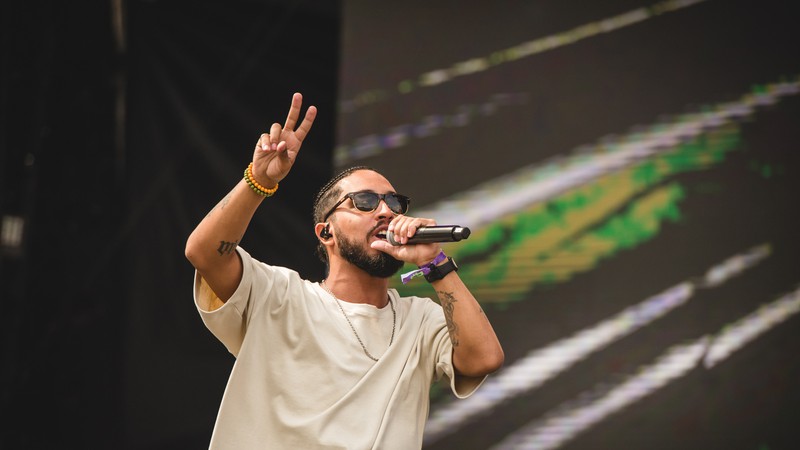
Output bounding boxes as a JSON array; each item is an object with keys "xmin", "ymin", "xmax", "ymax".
[{"xmin": 386, "ymin": 226, "xmax": 471, "ymax": 246}]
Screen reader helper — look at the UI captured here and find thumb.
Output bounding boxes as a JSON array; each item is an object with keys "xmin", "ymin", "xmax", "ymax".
[{"xmin": 370, "ymin": 240, "xmax": 395, "ymax": 254}]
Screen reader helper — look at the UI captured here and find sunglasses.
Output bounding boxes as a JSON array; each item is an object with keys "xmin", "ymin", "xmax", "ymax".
[{"xmin": 322, "ymin": 191, "xmax": 411, "ymax": 222}]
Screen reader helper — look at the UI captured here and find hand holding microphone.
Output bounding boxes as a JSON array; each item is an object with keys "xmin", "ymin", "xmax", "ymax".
[{"xmin": 386, "ymin": 225, "xmax": 471, "ymax": 246}]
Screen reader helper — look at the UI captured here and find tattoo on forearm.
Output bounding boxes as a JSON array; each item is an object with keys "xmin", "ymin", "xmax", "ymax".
[
  {"xmin": 219, "ymin": 193, "xmax": 232, "ymax": 209},
  {"xmin": 205, "ymin": 193, "xmax": 233, "ymax": 218},
  {"xmin": 217, "ymin": 240, "xmax": 238, "ymax": 255},
  {"xmin": 437, "ymin": 290, "xmax": 460, "ymax": 347}
]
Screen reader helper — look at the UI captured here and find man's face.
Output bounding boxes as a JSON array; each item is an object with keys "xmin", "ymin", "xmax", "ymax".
[{"xmin": 327, "ymin": 170, "xmax": 405, "ymax": 278}]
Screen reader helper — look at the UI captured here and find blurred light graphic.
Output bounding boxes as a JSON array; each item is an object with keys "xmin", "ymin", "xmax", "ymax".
[
  {"xmin": 424, "ymin": 244, "xmax": 771, "ymax": 445},
  {"xmin": 413, "ymin": 80, "xmax": 799, "ymax": 226},
  {"xmin": 491, "ymin": 286, "xmax": 800, "ymax": 449},
  {"xmin": 339, "ymin": 0, "xmax": 711, "ymax": 116},
  {"xmin": 703, "ymin": 288, "xmax": 800, "ymax": 368},
  {"xmin": 491, "ymin": 338, "xmax": 709, "ymax": 450}
]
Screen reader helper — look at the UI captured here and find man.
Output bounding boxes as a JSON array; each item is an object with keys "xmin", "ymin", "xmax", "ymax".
[{"xmin": 185, "ymin": 93, "xmax": 504, "ymax": 449}]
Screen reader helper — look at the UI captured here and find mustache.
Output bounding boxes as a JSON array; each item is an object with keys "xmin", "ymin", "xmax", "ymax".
[{"xmin": 367, "ymin": 220, "xmax": 391, "ymax": 238}]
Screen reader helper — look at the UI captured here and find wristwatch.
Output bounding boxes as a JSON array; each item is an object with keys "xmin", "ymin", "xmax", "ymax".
[{"xmin": 424, "ymin": 257, "xmax": 459, "ymax": 283}]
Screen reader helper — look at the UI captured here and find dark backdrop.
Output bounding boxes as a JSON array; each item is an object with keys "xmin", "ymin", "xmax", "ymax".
[{"xmin": 2, "ymin": 0, "xmax": 339, "ymax": 448}]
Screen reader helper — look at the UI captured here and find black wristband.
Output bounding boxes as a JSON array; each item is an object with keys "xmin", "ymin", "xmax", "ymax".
[{"xmin": 423, "ymin": 257, "xmax": 459, "ymax": 283}]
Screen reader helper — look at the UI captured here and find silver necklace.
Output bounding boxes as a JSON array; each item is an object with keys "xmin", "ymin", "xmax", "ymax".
[{"xmin": 321, "ymin": 281, "xmax": 396, "ymax": 362}]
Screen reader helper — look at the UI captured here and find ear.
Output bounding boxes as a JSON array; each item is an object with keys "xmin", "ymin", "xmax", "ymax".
[{"xmin": 315, "ymin": 222, "xmax": 333, "ymax": 241}]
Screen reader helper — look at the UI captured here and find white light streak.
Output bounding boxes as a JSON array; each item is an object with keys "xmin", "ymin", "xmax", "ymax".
[
  {"xmin": 491, "ymin": 338, "xmax": 709, "ymax": 450},
  {"xmin": 701, "ymin": 244, "xmax": 771, "ymax": 287},
  {"xmin": 490, "ymin": 285, "xmax": 800, "ymax": 450},
  {"xmin": 423, "ymin": 244, "xmax": 770, "ymax": 445},
  {"xmin": 425, "ymin": 284, "xmax": 692, "ymax": 444},
  {"xmin": 340, "ymin": 0, "xmax": 712, "ymax": 114},
  {"xmin": 704, "ymin": 287, "xmax": 800, "ymax": 368}
]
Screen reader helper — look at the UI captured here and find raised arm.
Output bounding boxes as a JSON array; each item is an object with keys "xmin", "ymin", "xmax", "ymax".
[
  {"xmin": 371, "ymin": 216, "xmax": 504, "ymax": 377},
  {"xmin": 185, "ymin": 93, "xmax": 317, "ymax": 303}
]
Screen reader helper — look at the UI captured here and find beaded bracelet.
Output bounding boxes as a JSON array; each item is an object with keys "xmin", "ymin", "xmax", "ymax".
[{"xmin": 244, "ymin": 163, "xmax": 279, "ymax": 197}]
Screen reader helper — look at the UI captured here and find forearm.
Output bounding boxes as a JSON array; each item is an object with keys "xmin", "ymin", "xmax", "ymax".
[
  {"xmin": 185, "ymin": 179, "xmax": 266, "ymax": 301},
  {"xmin": 184, "ymin": 93, "xmax": 315, "ymax": 303},
  {"xmin": 432, "ymin": 273, "xmax": 504, "ymax": 377}
]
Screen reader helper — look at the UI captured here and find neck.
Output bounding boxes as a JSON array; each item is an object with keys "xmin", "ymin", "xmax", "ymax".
[{"xmin": 324, "ymin": 264, "xmax": 391, "ymax": 308}]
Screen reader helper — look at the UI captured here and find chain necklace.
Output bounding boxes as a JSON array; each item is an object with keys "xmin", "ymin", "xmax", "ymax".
[{"xmin": 321, "ymin": 281, "xmax": 396, "ymax": 362}]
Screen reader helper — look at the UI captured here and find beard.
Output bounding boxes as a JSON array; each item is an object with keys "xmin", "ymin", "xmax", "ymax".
[{"xmin": 338, "ymin": 233, "xmax": 405, "ymax": 278}]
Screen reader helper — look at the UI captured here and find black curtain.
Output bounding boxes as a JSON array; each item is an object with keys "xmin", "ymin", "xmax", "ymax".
[
  {"xmin": 2, "ymin": 1, "xmax": 123, "ymax": 448},
  {"xmin": 1, "ymin": 1, "xmax": 340, "ymax": 448}
]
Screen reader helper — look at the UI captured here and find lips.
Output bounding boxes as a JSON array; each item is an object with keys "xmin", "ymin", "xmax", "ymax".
[{"xmin": 373, "ymin": 225, "xmax": 389, "ymax": 241}]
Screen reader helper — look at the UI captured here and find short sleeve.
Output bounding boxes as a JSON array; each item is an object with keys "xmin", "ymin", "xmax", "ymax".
[{"xmin": 194, "ymin": 246, "xmax": 256, "ymax": 357}]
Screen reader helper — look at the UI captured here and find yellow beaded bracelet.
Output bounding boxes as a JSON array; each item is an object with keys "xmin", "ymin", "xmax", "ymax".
[{"xmin": 244, "ymin": 163, "xmax": 279, "ymax": 197}]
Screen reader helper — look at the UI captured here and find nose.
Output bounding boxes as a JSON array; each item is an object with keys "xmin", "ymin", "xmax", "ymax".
[{"xmin": 374, "ymin": 197, "xmax": 395, "ymax": 218}]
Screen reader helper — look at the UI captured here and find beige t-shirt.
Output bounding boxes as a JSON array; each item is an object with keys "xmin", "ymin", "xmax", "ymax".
[{"xmin": 194, "ymin": 247, "xmax": 485, "ymax": 449}]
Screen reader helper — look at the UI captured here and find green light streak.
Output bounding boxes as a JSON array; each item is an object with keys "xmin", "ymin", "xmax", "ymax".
[{"xmin": 393, "ymin": 126, "xmax": 740, "ymax": 303}]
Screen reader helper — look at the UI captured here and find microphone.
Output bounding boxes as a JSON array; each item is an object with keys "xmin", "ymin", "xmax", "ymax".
[{"xmin": 386, "ymin": 225, "xmax": 471, "ymax": 246}]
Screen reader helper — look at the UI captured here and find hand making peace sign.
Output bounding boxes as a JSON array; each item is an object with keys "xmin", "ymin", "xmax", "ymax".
[{"xmin": 252, "ymin": 92, "xmax": 317, "ymax": 188}]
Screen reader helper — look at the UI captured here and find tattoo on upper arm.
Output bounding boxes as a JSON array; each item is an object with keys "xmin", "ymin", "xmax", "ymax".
[
  {"xmin": 437, "ymin": 290, "xmax": 460, "ymax": 347},
  {"xmin": 217, "ymin": 240, "xmax": 238, "ymax": 255}
]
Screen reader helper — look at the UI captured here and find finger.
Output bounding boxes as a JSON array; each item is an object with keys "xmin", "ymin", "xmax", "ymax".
[
  {"xmin": 407, "ymin": 221, "xmax": 421, "ymax": 238},
  {"xmin": 399, "ymin": 217, "xmax": 418, "ymax": 236},
  {"xmin": 391, "ymin": 216, "xmax": 413, "ymax": 244},
  {"xmin": 370, "ymin": 240, "xmax": 396, "ymax": 255},
  {"xmin": 283, "ymin": 92, "xmax": 303, "ymax": 131},
  {"xmin": 387, "ymin": 214, "xmax": 405, "ymax": 233},
  {"xmin": 293, "ymin": 105, "xmax": 317, "ymax": 142},
  {"xmin": 256, "ymin": 133, "xmax": 270, "ymax": 151},
  {"xmin": 409, "ymin": 217, "xmax": 436, "ymax": 236},
  {"xmin": 269, "ymin": 123, "xmax": 282, "ymax": 148}
]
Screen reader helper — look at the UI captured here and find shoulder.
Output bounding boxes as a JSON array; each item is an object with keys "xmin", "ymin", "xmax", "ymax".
[
  {"xmin": 237, "ymin": 247, "xmax": 322, "ymax": 307},
  {"xmin": 239, "ymin": 247, "xmax": 309, "ymax": 285}
]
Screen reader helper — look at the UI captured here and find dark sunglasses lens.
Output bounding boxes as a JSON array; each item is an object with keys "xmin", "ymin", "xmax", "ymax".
[
  {"xmin": 350, "ymin": 192, "xmax": 409, "ymax": 214},
  {"xmin": 385, "ymin": 194, "xmax": 409, "ymax": 214},
  {"xmin": 352, "ymin": 192, "xmax": 380, "ymax": 212}
]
